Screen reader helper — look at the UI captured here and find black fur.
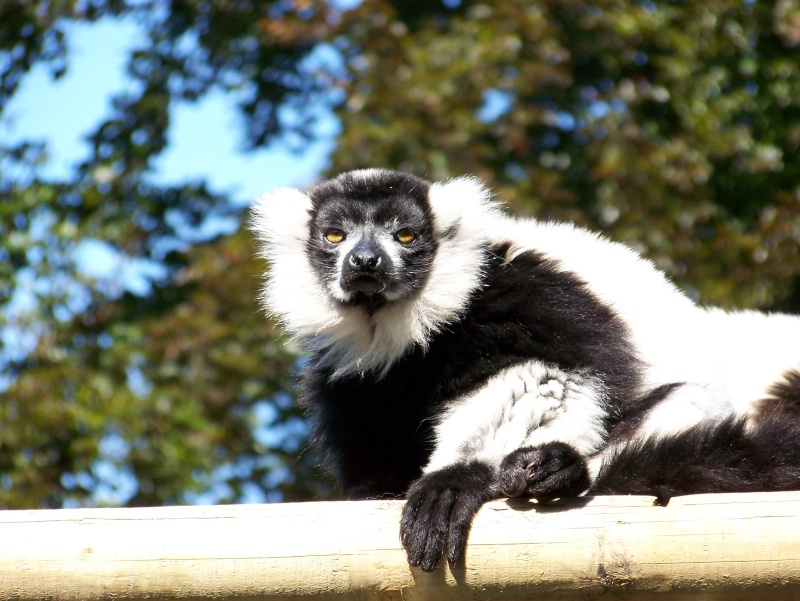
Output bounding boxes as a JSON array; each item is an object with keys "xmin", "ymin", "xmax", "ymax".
[
  {"xmin": 303, "ymin": 246, "xmax": 642, "ymax": 499},
  {"xmin": 309, "ymin": 169, "xmax": 431, "ymax": 208},
  {"xmin": 593, "ymin": 406, "xmax": 800, "ymax": 504},
  {"xmin": 763, "ymin": 368, "xmax": 800, "ymax": 414}
]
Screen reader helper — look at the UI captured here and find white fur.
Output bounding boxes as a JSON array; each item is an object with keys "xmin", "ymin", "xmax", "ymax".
[
  {"xmin": 250, "ymin": 187, "xmax": 342, "ymax": 335},
  {"xmin": 703, "ymin": 308, "xmax": 800, "ymax": 414},
  {"xmin": 424, "ymin": 361, "xmax": 609, "ymax": 475}
]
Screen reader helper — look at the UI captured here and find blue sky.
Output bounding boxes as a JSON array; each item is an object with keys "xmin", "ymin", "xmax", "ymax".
[
  {"xmin": 1, "ymin": 16, "xmax": 336, "ymax": 206},
  {"xmin": 2, "ymin": 15, "xmax": 341, "ymax": 325}
]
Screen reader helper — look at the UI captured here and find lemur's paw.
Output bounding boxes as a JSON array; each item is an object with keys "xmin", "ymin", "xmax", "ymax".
[
  {"xmin": 499, "ymin": 442, "xmax": 590, "ymax": 501},
  {"xmin": 401, "ymin": 461, "xmax": 494, "ymax": 571}
]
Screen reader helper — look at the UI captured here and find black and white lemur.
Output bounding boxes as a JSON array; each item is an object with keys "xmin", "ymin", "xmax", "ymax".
[{"xmin": 251, "ymin": 169, "xmax": 800, "ymax": 572}]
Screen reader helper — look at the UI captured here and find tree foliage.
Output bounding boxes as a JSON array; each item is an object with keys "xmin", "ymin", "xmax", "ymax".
[
  {"xmin": 0, "ymin": 0, "xmax": 338, "ymax": 507},
  {"xmin": 331, "ymin": 0, "xmax": 800, "ymax": 309},
  {"xmin": 1, "ymin": 0, "xmax": 799, "ymax": 508}
]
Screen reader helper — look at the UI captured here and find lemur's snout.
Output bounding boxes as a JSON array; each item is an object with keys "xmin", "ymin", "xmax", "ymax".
[{"xmin": 342, "ymin": 237, "xmax": 389, "ymax": 294}]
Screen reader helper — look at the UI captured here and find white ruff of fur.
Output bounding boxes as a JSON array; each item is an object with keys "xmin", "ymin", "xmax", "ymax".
[
  {"xmin": 250, "ymin": 187, "xmax": 341, "ymax": 337},
  {"xmin": 250, "ymin": 176, "xmax": 502, "ymax": 379}
]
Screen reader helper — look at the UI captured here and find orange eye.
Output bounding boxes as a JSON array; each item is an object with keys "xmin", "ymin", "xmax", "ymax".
[
  {"xmin": 395, "ymin": 228, "xmax": 416, "ymax": 244},
  {"xmin": 325, "ymin": 229, "xmax": 345, "ymax": 244}
]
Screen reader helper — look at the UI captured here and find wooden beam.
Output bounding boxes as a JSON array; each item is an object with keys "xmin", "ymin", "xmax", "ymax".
[{"xmin": 2, "ymin": 492, "xmax": 800, "ymax": 600}]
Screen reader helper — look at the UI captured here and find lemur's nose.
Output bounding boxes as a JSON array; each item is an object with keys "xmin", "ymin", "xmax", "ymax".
[{"xmin": 347, "ymin": 239, "xmax": 382, "ymax": 272}]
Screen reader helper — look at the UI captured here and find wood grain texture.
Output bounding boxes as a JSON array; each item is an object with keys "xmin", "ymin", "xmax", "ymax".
[{"xmin": 2, "ymin": 492, "xmax": 800, "ymax": 600}]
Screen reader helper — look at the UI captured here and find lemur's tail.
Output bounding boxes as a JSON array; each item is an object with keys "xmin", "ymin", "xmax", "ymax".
[{"xmin": 592, "ymin": 373, "xmax": 800, "ymax": 503}]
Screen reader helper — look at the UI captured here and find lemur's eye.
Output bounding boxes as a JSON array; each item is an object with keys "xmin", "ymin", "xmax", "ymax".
[
  {"xmin": 325, "ymin": 228, "xmax": 345, "ymax": 244},
  {"xmin": 395, "ymin": 228, "xmax": 416, "ymax": 244}
]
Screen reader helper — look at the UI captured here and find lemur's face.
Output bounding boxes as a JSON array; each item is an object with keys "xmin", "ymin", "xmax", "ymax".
[{"xmin": 306, "ymin": 173, "xmax": 437, "ymax": 310}]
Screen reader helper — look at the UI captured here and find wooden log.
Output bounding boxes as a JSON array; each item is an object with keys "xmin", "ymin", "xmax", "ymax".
[{"xmin": 2, "ymin": 492, "xmax": 800, "ymax": 600}]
